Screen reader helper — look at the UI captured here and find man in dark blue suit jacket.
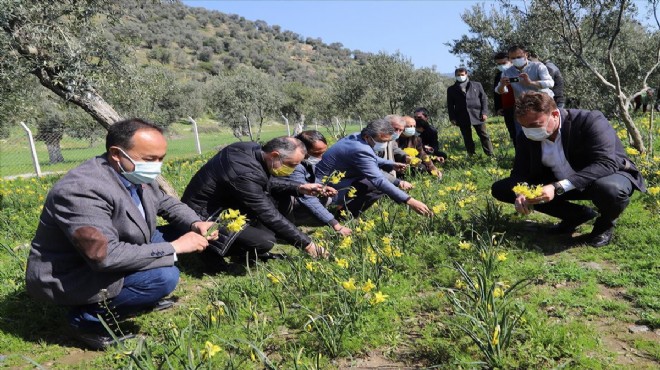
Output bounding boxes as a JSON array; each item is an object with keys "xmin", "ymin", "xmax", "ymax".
[
  {"xmin": 447, "ymin": 68, "xmax": 494, "ymax": 156},
  {"xmin": 492, "ymin": 92, "xmax": 646, "ymax": 247}
]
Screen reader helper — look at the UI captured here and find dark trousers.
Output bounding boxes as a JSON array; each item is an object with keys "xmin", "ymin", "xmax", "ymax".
[
  {"xmin": 491, "ymin": 173, "xmax": 635, "ymax": 232},
  {"xmin": 341, "ymin": 178, "xmax": 385, "ymax": 218},
  {"xmin": 459, "ymin": 122, "xmax": 493, "ymax": 156},
  {"xmin": 502, "ymin": 107, "xmax": 517, "ymax": 146}
]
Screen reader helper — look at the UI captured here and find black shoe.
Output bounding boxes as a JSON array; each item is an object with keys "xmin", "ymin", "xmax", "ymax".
[
  {"xmin": 257, "ymin": 252, "xmax": 287, "ymax": 261},
  {"xmin": 69, "ymin": 324, "xmax": 135, "ymax": 351},
  {"xmin": 121, "ymin": 298, "xmax": 176, "ymax": 321},
  {"xmin": 546, "ymin": 209, "xmax": 598, "ymax": 235},
  {"xmin": 587, "ymin": 228, "xmax": 614, "ymax": 247}
]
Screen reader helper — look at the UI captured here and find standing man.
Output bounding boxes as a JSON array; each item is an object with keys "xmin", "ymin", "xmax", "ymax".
[
  {"xmin": 182, "ymin": 136, "xmax": 329, "ymax": 271},
  {"xmin": 529, "ymin": 52, "xmax": 565, "ymax": 108},
  {"xmin": 496, "ymin": 45, "xmax": 554, "ymax": 100},
  {"xmin": 26, "ymin": 119, "xmax": 216, "ymax": 350},
  {"xmin": 447, "ymin": 67, "xmax": 494, "ymax": 156},
  {"xmin": 493, "ymin": 52, "xmax": 517, "ymax": 145},
  {"xmin": 491, "ymin": 92, "xmax": 646, "ymax": 247}
]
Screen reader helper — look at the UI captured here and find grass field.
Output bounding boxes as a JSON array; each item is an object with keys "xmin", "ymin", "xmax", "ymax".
[{"xmin": 0, "ymin": 115, "xmax": 658, "ymax": 369}]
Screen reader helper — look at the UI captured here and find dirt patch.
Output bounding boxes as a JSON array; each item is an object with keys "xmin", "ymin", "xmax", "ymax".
[
  {"xmin": 45, "ymin": 348, "xmax": 101, "ymax": 367},
  {"xmin": 591, "ymin": 316, "xmax": 659, "ymax": 368},
  {"xmin": 337, "ymin": 351, "xmax": 418, "ymax": 369}
]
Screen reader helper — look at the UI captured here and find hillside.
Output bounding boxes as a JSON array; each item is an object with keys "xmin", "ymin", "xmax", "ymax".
[{"xmin": 108, "ymin": 1, "xmax": 368, "ymax": 87}]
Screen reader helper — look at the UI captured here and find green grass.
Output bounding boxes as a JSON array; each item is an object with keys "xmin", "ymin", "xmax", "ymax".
[{"xmin": 0, "ymin": 115, "xmax": 658, "ymax": 369}]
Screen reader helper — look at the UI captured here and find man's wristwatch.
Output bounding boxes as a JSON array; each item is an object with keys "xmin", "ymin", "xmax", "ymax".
[{"xmin": 552, "ymin": 182, "xmax": 565, "ymax": 196}]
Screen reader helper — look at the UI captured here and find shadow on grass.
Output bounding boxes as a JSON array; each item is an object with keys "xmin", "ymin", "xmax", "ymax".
[{"xmin": 0, "ymin": 289, "xmax": 82, "ymax": 348}]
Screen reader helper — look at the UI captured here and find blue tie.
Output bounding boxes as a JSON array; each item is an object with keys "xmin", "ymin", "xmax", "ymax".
[{"xmin": 128, "ymin": 184, "xmax": 145, "ymax": 219}]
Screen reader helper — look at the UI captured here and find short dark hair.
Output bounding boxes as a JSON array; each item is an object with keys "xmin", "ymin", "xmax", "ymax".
[
  {"xmin": 263, "ymin": 136, "xmax": 306, "ymax": 159},
  {"xmin": 106, "ymin": 118, "xmax": 163, "ymax": 151},
  {"xmin": 514, "ymin": 92, "xmax": 557, "ymax": 117},
  {"xmin": 455, "ymin": 67, "xmax": 468, "ymax": 75},
  {"xmin": 493, "ymin": 51, "xmax": 508, "ymax": 60},
  {"xmin": 295, "ymin": 130, "xmax": 327, "ymax": 150},
  {"xmin": 507, "ymin": 45, "xmax": 526, "ymax": 54},
  {"xmin": 413, "ymin": 107, "xmax": 429, "ymax": 117},
  {"xmin": 528, "ymin": 50, "xmax": 539, "ymax": 59}
]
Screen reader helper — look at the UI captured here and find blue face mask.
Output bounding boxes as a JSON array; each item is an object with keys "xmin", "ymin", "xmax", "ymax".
[
  {"xmin": 403, "ymin": 127, "xmax": 416, "ymax": 137},
  {"xmin": 115, "ymin": 147, "xmax": 162, "ymax": 184},
  {"xmin": 391, "ymin": 132, "xmax": 400, "ymax": 141}
]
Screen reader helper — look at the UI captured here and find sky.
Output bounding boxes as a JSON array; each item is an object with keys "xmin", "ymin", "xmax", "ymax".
[{"xmin": 183, "ymin": 0, "xmax": 489, "ymax": 74}]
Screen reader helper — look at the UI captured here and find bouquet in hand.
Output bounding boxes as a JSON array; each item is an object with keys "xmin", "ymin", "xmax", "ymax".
[
  {"xmin": 205, "ymin": 208, "xmax": 248, "ymax": 256},
  {"xmin": 512, "ymin": 182, "xmax": 543, "ymax": 199}
]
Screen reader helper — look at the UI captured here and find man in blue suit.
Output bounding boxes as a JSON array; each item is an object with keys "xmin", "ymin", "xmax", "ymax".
[{"xmin": 315, "ymin": 119, "xmax": 432, "ymax": 218}]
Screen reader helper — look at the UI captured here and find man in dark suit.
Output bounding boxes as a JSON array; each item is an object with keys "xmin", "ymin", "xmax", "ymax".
[
  {"xmin": 181, "ymin": 136, "xmax": 330, "ymax": 270},
  {"xmin": 447, "ymin": 68, "xmax": 494, "ymax": 156},
  {"xmin": 491, "ymin": 92, "xmax": 646, "ymax": 247},
  {"xmin": 26, "ymin": 119, "xmax": 217, "ymax": 349}
]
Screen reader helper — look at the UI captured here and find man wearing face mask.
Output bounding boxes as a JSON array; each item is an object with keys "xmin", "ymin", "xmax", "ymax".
[
  {"xmin": 277, "ymin": 130, "xmax": 351, "ymax": 236},
  {"xmin": 397, "ymin": 116, "xmax": 442, "ymax": 178},
  {"xmin": 493, "ymin": 52, "xmax": 518, "ymax": 145},
  {"xmin": 26, "ymin": 119, "xmax": 218, "ymax": 350},
  {"xmin": 447, "ymin": 67, "xmax": 494, "ymax": 156},
  {"xmin": 412, "ymin": 107, "xmax": 442, "ymax": 158},
  {"xmin": 378, "ymin": 115, "xmax": 413, "ymax": 186},
  {"xmin": 496, "ymin": 45, "xmax": 554, "ymax": 100},
  {"xmin": 316, "ymin": 119, "xmax": 432, "ymax": 218},
  {"xmin": 182, "ymin": 136, "xmax": 328, "ymax": 270},
  {"xmin": 491, "ymin": 92, "xmax": 646, "ymax": 247}
]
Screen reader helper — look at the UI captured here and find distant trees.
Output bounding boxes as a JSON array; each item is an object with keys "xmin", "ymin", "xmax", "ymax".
[
  {"xmin": 332, "ymin": 52, "xmax": 449, "ymax": 120},
  {"xmin": 209, "ymin": 67, "xmax": 284, "ymax": 142}
]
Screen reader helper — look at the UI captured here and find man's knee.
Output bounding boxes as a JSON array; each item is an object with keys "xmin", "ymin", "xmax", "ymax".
[
  {"xmin": 151, "ymin": 266, "xmax": 180, "ymax": 298},
  {"xmin": 590, "ymin": 175, "xmax": 633, "ymax": 204},
  {"xmin": 491, "ymin": 179, "xmax": 515, "ymax": 203}
]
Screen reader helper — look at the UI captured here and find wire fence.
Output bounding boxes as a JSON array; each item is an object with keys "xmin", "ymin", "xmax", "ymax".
[{"xmin": 0, "ymin": 120, "xmax": 364, "ymax": 179}]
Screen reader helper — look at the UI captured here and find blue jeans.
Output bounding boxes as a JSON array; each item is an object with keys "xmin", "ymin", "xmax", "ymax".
[{"xmin": 68, "ymin": 229, "xmax": 179, "ymax": 329}]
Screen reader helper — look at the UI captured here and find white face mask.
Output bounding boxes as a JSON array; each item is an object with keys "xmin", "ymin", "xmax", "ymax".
[
  {"xmin": 115, "ymin": 147, "xmax": 163, "ymax": 184},
  {"xmin": 306, "ymin": 156, "xmax": 321, "ymax": 166},
  {"xmin": 372, "ymin": 141, "xmax": 387, "ymax": 152},
  {"xmin": 522, "ymin": 114, "xmax": 554, "ymax": 141},
  {"xmin": 497, "ymin": 63, "xmax": 511, "ymax": 72},
  {"xmin": 403, "ymin": 127, "xmax": 416, "ymax": 137},
  {"xmin": 455, "ymin": 75, "xmax": 468, "ymax": 82},
  {"xmin": 512, "ymin": 57, "xmax": 527, "ymax": 68}
]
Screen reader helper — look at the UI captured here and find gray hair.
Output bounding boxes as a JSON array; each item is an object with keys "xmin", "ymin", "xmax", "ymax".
[
  {"xmin": 263, "ymin": 136, "xmax": 307, "ymax": 159},
  {"xmin": 361, "ymin": 118, "xmax": 395, "ymax": 138},
  {"xmin": 383, "ymin": 114, "xmax": 403, "ymax": 127}
]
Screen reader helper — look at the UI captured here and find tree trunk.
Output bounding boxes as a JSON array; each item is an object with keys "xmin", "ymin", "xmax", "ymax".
[
  {"xmin": 294, "ymin": 113, "xmax": 305, "ymax": 135},
  {"xmin": 32, "ymin": 68, "xmax": 122, "ymax": 129},
  {"xmin": 616, "ymin": 96, "xmax": 647, "ymax": 153},
  {"xmin": 46, "ymin": 141, "xmax": 64, "ymax": 164}
]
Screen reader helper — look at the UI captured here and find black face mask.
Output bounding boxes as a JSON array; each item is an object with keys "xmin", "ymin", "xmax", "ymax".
[{"xmin": 415, "ymin": 118, "xmax": 427, "ymax": 127}]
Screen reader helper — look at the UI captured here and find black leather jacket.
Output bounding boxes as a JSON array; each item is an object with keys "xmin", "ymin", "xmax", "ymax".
[{"xmin": 181, "ymin": 142, "xmax": 311, "ymax": 248}]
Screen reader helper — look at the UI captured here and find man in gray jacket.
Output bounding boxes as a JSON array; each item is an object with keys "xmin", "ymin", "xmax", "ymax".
[{"xmin": 26, "ymin": 119, "xmax": 216, "ymax": 350}]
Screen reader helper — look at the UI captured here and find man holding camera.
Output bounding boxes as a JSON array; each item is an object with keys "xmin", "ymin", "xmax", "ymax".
[{"xmin": 496, "ymin": 45, "xmax": 554, "ymax": 100}]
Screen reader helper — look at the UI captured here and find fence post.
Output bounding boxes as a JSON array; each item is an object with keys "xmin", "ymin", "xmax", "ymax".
[
  {"xmin": 188, "ymin": 116, "xmax": 202, "ymax": 155},
  {"xmin": 20, "ymin": 121, "xmax": 42, "ymax": 177},
  {"xmin": 281, "ymin": 114, "xmax": 290, "ymax": 136}
]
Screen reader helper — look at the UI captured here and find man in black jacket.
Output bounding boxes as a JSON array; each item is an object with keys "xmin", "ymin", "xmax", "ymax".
[
  {"xmin": 447, "ymin": 68, "xmax": 493, "ymax": 156},
  {"xmin": 491, "ymin": 92, "xmax": 646, "ymax": 247},
  {"xmin": 182, "ymin": 137, "xmax": 330, "ymax": 268}
]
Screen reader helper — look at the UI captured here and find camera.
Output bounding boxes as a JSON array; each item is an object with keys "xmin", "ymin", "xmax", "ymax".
[{"xmin": 509, "ymin": 77, "xmax": 520, "ymax": 83}]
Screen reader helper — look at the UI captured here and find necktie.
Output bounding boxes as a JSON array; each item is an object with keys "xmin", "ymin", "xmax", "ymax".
[{"xmin": 128, "ymin": 184, "xmax": 145, "ymax": 219}]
